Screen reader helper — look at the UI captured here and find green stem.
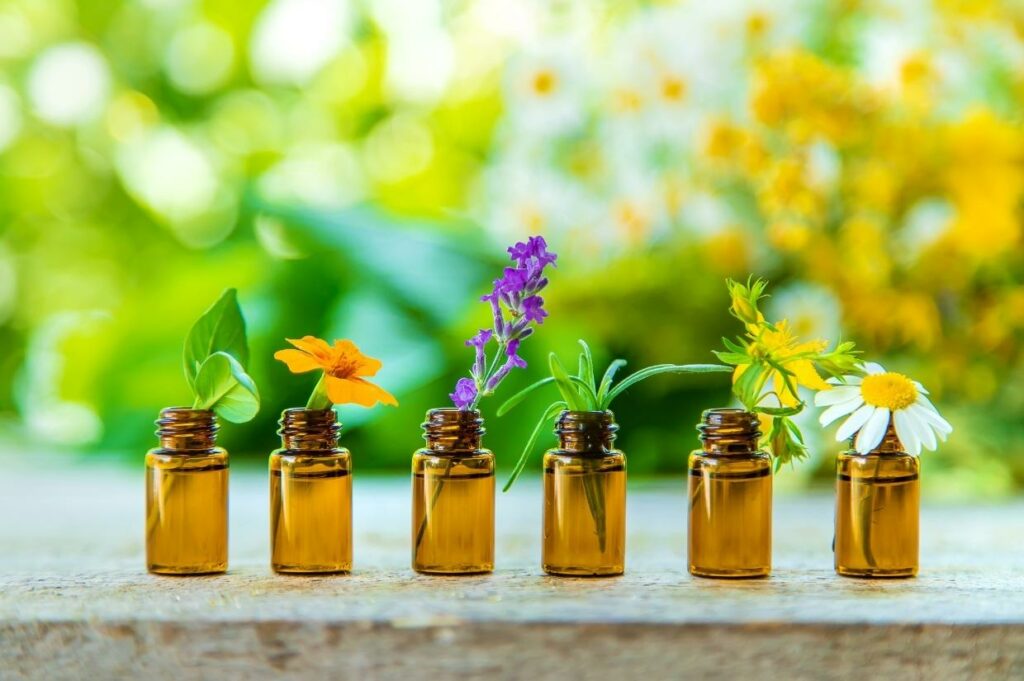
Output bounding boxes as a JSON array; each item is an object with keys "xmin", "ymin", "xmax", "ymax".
[
  {"xmin": 415, "ymin": 457, "xmax": 455, "ymax": 554},
  {"xmin": 306, "ymin": 373, "xmax": 331, "ymax": 410},
  {"xmin": 581, "ymin": 458, "xmax": 607, "ymax": 552}
]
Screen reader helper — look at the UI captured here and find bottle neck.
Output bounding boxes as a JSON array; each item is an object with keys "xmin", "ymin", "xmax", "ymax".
[
  {"xmin": 699, "ymin": 408, "xmax": 760, "ymax": 455},
  {"xmin": 557, "ymin": 410, "xmax": 618, "ymax": 455},
  {"xmin": 157, "ymin": 407, "xmax": 218, "ymax": 451},
  {"xmin": 279, "ymin": 408, "xmax": 340, "ymax": 450},
  {"xmin": 857, "ymin": 422, "xmax": 904, "ymax": 455},
  {"xmin": 422, "ymin": 408, "xmax": 484, "ymax": 453}
]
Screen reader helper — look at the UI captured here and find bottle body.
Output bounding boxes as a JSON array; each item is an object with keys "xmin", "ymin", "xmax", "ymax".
[
  {"xmin": 835, "ymin": 448, "xmax": 919, "ymax": 578},
  {"xmin": 412, "ymin": 450, "xmax": 494, "ymax": 573},
  {"xmin": 543, "ymin": 450, "xmax": 626, "ymax": 576},
  {"xmin": 145, "ymin": 408, "xmax": 228, "ymax": 575},
  {"xmin": 687, "ymin": 408, "xmax": 771, "ymax": 579},
  {"xmin": 270, "ymin": 449, "xmax": 352, "ymax": 573}
]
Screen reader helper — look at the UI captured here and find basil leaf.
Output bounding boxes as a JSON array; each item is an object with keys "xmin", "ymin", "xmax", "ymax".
[
  {"xmin": 194, "ymin": 351, "xmax": 260, "ymax": 423},
  {"xmin": 183, "ymin": 289, "xmax": 249, "ymax": 389}
]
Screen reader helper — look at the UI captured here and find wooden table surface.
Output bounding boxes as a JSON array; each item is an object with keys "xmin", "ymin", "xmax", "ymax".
[{"xmin": 2, "ymin": 459, "xmax": 1022, "ymax": 680}]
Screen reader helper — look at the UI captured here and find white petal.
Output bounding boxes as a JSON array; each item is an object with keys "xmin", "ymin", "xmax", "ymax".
[
  {"xmin": 815, "ymin": 386, "xmax": 861, "ymax": 407},
  {"xmin": 819, "ymin": 397, "xmax": 864, "ymax": 427},
  {"xmin": 913, "ymin": 381, "xmax": 929, "ymax": 395},
  {"xmin": 855, "ymin": 407, "xmax": 890, "ymax": 454},
  {"xmin": 908, "ymin": 406, "xmax": 937, "ymax": 451},
  {"xmin": 836, "ymin": 404, "xmax": 876, "ymax": 442},
  {"xmin": 910, "ymin": 402, "xmax": 952, "ymax": 441},
  {"xmin": 893, "ymin": 408, "xmax": 921, "ymax": 456},
  {"xmin": 862, "ymin": 362, "xmax": 886, "ymax": 375}
]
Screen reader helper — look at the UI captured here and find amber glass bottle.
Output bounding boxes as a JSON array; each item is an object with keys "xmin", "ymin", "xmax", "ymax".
[
  {"xmin": 269, "ymin": 408, "xmax": 352, "ymax": 574},
  {"xmin": 835, "ymin": 424, "xmax": 919, "ymax": 578},
  {"xmin": 145, "ymin": 408, "xmax": 228, "ymax": 575},
  {"xmin": 411, "ymin": 408, "xmax": 494, "ymax": 574},
  {"xmin": 543, "ymin": 410, "xmax": 626, "ymax": 577},
  {"xmin": 688, "ymin": 408, "xmax": 772, "ymax": 578}
]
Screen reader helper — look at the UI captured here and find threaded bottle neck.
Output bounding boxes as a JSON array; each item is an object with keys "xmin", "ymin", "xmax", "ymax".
[
  {"xmin": 156, "ymin": 407, "xmax": 218, "ymax": 451},
  {"xmin": 422, "ymin": 408, "xmax": 484, "ymax": 452},
  {"xmin": 279, "ymin": 408, "xmax": 341, "ymax": 450},
  {"xmin": 699, "ymin": 408, "xmax": 760, "ymax": 455},
  {"xmin": 556, "ymin": 410, "xmax": 618, "ymax": 454}
]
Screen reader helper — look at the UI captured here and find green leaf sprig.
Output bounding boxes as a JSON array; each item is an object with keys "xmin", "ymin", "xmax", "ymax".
[
  {"xmin": 498, "ymin": 339, "xmax": 730, "ymax": 491},
  {"xmin": 183, "ymin": 289, "xmax": 260, "ymax": 423}
]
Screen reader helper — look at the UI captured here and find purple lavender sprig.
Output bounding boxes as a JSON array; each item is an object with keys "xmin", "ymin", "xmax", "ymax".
[{"xmin": 449, "ymin": 236, "xmax": 557, "ymax": 410}]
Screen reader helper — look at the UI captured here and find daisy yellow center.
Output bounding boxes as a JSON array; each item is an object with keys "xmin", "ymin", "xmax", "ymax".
[{"xmin": 860, "ymin": 372, "xmax": 918, "ymax": 410}]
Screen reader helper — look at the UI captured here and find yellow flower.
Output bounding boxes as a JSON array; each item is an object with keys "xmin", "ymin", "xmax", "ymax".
[
  {"xmin": 734, "ymin": 320, "xmax": 831, "ymax": 406},
  {"xmin": 275, "ymin": 336, "xmax": 398, "ymax": 408}
]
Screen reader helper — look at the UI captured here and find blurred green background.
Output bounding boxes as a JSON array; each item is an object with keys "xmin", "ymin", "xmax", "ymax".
[{"xmin": 1, "ymin": 0, "xmax": 1022, "ymax": 497}]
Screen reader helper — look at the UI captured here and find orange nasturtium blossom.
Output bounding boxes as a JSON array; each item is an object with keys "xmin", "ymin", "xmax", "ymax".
[{"xmin": 274, "ymin": 336, "xmax": 398, "ymax": 408}]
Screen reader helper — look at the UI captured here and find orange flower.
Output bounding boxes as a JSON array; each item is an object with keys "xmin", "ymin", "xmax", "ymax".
[{"xmin": 274, "ymin": 336, "xmax": 398, "ymax": 407}]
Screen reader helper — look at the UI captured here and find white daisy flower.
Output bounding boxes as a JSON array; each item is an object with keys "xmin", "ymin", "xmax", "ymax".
[{"xmin": 814, "ymin": 362, "xmax": 952, "ymax": 456}]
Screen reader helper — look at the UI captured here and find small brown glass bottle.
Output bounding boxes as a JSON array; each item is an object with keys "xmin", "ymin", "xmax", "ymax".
[
  {"xmin": 270, "ymin": 408, "xmax": 352, "ymax": 574},
  {"xmin": 411, "ymin": 408, "xmax": 494, "ymax": 574},
  {"xmin": 835, "ymin": 424, "xmax": 919, "ymax": 578},
  {"xmin": 543, "ymin": 410, "xmax": 626, "ymax": 577},
  {"xmin": 688, "ymin": 408, "xmax": 772, "ymax": 578},
  {"xmin": 145, "ymin": 408, "xmax": 228, "ymax": 575}
]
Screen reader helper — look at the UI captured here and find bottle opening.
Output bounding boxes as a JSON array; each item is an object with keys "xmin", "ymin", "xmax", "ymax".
[
  {"xmin": 279, "ymin": 408, "xmax": 341, "ymax": 450},
  {"xmin": 698, "ymin": 408, "xmax": 760, "ymax": 453},
  {"xmin": 556, "ymin": 410, "xmax": 618, "ymax": 453},
  {"xmin": 422, "ymin": 408, "xmax": 484, "ymax": 452},
  {"xmin": 156, "ymin": 407, "xmax": 218, "ymax": 451}
]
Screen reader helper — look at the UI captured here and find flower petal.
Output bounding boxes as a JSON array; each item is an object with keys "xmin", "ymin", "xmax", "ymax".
[
  {"xmin": 893, "ymin": 408, "xmax": 921, "ymax": 456},
  {"xmin": 815, "ymin": 385, "xmax": 861, "ymax": 407},
  {"xmin": 819, "ymin": 397, "xmax": 863, "ymax": 427},
  {"xmin": 827, "ymin": 375, "xmax": 862, "ymax": 386},
  {"xmin": 836, "ymin": 403, "xmax": 876, "ymax": 442},
  {"xmin": 855, "ymin": 407, "xmax": 890, "ymax": 454},
  {"xmin": 910, "ymin": 402, "xmax": 952, "ymax": 440},
  {"xmin": 913, "ymin": 381, "xmax": 929, "ymax": 395},
  {"xmin": 791, "ymin": 359, "xmax": 831, "ymax": 391},
  {"xmin": 287, "ymin": 336, "xmax": 333, "ymax": 362},
  {"xmin": 273, "ymin": 348, "xmax": 322, "ymax": 374},
  {"xmin": 910, "ymin": 405, "xmax": 938, "ymax": 451},
  {"xmin": 862, "ymin": 362, "xmax": 886, "ymax": 375},
  {"xmin": 326, "ymin": 376, "xmax": 398, "ymax": 407}
]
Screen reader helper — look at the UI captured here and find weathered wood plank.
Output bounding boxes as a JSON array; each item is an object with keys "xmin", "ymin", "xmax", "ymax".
[{"xmin": 2, "ymin": 462, "xmax": 1022, "ymax": 679}]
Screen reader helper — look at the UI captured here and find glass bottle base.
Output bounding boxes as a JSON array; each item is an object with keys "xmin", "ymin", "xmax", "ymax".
[
  {"xmin": 273, "ymin": 564, "xmax": 351, "ymax": 575},
  {"xmin": 836, "ymin": 565, "xmax": 917, "ymax": 579},
  {"xmin": 148, "ymin": 563, "xmax": 227, "ymax": 576},
  {"xmin": 413, "ymin": 563, "xmax": 493, "ymax": 575},
  {"xmin": 689, "ymin": 565, "xmax": 770, "ymax": 579},
  {"xmin": 543, "ymin": 564, "xmax": 623, "ymax": 577}
]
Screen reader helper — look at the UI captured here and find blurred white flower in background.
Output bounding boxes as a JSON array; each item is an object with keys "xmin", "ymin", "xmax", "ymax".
[
  {"xmin": 249, "ymin": 0, "xmax": 352, "ymax": 86},
  {"xmin": 165, "ymin": 21, "xmax": 235, "ymax": 95},
  {"xmin": 679, "ymin": 191, "xmax": 737, "ymax": 240},
  {"xmin": 259, "ymin": 142, "xmax": 366, "ymax": 209},
  {"xmin": 766, "ymin": 283, "xmax": 843, "ymax": 346},
  {"xmin": 27, "ymin": 42, "xmax": 111, "ymax": 127},
  {"xmin": 895, "ymin": 199, "xmax": 953, "ymax": 264},
  {"xmin": 503, "ymin": 42, "xmax": 588, "ymax": 137},
  {"xmin": 371, "ymin": 0, "xmax": 455, "ymax": 104}
]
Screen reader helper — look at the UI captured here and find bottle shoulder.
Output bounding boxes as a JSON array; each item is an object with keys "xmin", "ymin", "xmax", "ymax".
[
  {"xmin": 270, "ymin": 448, "xmax": 351, "ymax": 471},
  {"xmin": 412, "ymin": 448, "xmax": 494, "ymax": 476},
  {"xmin": 836, "ymin": 450, "xmax": 919, "ymax": 477},
  {"xmin": 146, "ymin": 447, "xmax": 228, "ymax": 470},
  {"xmin": 689, "ymin": 449, "xmax": 771, "ymax": 471},
  {"xmin": 543, "ymin": 449, "xmax": 625, "ymax": 473}
]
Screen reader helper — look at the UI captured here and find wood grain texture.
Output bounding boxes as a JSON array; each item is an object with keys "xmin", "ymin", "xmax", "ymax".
[{"xmin": 2, "ymin": 460, "xmax": 1022, "ymax": 679}]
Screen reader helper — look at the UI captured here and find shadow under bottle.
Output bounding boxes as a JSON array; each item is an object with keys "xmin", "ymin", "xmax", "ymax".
[
  {"xmin": 835, "ymin": 424, "xmax": 919, "ymax": 578},
  {"xmin": 543, "ymin": 410, "xmax": 626, "ymax": 577},
  {"xmin": 688, "ymin": 408, "xmax": 772, "ymax": 578},
  {"xmin": 145, "ymin": 407, "xmax": 228, "ymax": 575},
  {"xmin": 270, "ymin": 408, "xmax": 352, "ymax": 574},
  {"xmin": 411, "ymin": 408, "xmax": 494, "ymax": 574}
]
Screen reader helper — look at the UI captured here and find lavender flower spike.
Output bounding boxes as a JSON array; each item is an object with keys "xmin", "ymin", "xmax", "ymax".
[{"xmin": 450, "ymin": 235, "xmax": 557, "ymax": 410}]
